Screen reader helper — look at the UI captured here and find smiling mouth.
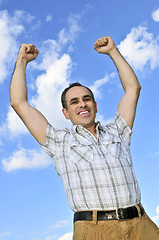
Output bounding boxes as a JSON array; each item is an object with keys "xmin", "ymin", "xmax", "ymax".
[{"xmin": 78, "ymin": 110, "xmax": 90, "ymax": 116}]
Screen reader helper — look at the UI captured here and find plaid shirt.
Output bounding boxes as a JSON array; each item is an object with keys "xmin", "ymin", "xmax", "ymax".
[{"xmin": 39, "ymin": 112, "xmax": 141, "ymax": 212}]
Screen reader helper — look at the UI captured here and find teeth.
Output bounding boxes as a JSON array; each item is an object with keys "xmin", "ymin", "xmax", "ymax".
[{"xmin": 79, "ymin": 111, "xmax": 89, "ymax": 115}]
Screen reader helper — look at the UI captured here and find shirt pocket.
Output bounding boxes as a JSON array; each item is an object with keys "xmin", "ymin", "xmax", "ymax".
[
  {"xmin": 102, "ymin": 136, "xmax": 132, "ymax": 167},
  {"xmin": 101, "ymin": 135, "xmax": 121, "ymax": 157},
  {"xmin": 69, "ymin": 143, "xmax": 94, "ymax": 164}
]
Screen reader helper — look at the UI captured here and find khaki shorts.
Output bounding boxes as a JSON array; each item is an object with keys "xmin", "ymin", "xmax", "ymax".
[{"xmin": 73, "ymin": 212, "xmax": 159, "ymax": 240}]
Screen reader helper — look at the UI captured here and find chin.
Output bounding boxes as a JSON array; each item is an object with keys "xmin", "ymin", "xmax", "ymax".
[
  {"xmin": 81, "ymin": 121, "xmax": 95, "ymax": 128},
  {"xmin": 71, "ymin": 117, "xmax": 96, "ymax": 127}
]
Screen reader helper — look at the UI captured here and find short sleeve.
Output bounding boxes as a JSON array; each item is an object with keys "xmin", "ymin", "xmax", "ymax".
[
  {"xmin": 115, "ymin": 111, "xmax": 133, "ymax": 146},
  {"xmin": 38, "ymin": 123, "xmax": 56, "ymax": 159}
]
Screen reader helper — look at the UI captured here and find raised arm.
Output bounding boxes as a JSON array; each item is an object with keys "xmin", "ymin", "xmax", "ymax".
[
  {"xmin": 94, "ymin": 36, "xmax": 141, "ymax": 129},
  {"xmin": 10, "ymin": 44, "xmax": 48, "ymax": 143}
]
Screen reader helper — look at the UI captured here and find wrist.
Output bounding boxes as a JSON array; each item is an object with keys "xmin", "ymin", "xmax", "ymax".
[
  {"xmin": 107, "ymin": 47, "xmax": 119, "ymax": 58},
  {"xmin": 16, "ymin": 56, "xmax": 28, "ymax": 68}
]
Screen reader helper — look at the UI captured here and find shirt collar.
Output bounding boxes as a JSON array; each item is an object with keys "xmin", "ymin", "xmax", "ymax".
[
  {"xmin": 95, "ymin": 121, "xmax": 106, "ymax": 132},
  {"xmin": 72, "ymin": 121, "xmax": 105, "ymax": 134},
  {"xmin": 71, "ymin": 121, "xmax": 121, "ymax": 146}
]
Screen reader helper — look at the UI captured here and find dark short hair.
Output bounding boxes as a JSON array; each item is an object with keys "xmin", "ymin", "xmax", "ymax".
[{"xmin": 61, "ymin": 82, "xmax": 95, "ymax": 109}]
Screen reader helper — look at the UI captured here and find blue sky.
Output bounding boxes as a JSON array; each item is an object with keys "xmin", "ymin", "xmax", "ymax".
[{"xmin": 0, "ymin": 0, "xmax": 159, "ymax": 239}]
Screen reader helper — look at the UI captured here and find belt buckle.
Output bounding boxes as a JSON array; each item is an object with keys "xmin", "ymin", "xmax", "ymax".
[{"xmin": 116, "ymin": 208, "xmax": 123, "ymax": 220}]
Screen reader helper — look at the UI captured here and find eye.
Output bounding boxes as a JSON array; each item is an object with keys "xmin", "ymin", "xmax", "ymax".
[
  {"xmin": 70, "ymin": 100, "xmax": 78, "ymax": 105},
  {"xmin": 84, "ymin": 97, "xmax": 91, "ymax": 101}
]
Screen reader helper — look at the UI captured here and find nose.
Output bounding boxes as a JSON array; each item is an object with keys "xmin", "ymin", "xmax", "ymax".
[{"xmin": 79, "ymin": 99, "xmax": 86, "ymax": 108}]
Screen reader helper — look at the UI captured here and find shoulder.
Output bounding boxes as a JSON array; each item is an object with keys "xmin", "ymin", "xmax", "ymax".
[
  {"xmin": 39, "ymin": 123, "xmax": 72, "ymax": 147},
  {"xmin": 102, "ymin": 112, "xmax": 132, "ymax": 146}
]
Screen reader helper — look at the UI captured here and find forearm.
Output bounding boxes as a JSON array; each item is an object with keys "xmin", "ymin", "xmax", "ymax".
[
  {"xmin": 94, "ymin": 36, "xmax": 141, "ymax": 129},
  {"xmin": 10, "ymin": 43, "xmax": 39, "ymax": 110},
  {"xmin": 10, "ymin": 57, "xmax": 28, "ymax": 108},
  {"xmin": 108, "ymin": 47, "xmax": 141, "ymax": 93}
]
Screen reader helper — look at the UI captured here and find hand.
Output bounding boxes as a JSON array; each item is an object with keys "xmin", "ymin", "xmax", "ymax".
[
  {"xmin": 17, "ymin": 44, "xmax": 39, "ymax": 64},
  {"xmin": 94, "ymin": 36, "xmax": 116, "ymax": 55}
]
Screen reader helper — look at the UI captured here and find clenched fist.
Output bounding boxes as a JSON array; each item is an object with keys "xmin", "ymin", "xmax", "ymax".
[
  {"xmin": 17, "ymin": 44, "xmax": 39, "ymax": 64},
  {"xmin": 94, "ymin": 36, "xmax": 116, "ymax": 55}
]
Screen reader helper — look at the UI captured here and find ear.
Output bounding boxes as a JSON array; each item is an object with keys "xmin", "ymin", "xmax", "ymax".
[
  {"xmin": 95, "ymin": 101, "xmax": 98, "ymax": 113},
  {"xmin": 62, "ymin": 108, "xmax": 70, "ymax": 120}
]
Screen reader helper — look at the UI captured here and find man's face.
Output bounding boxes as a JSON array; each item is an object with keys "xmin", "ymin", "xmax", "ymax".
[{"xmin": 62, "ymin": 86, "xmax": 97, "ymax": 128}]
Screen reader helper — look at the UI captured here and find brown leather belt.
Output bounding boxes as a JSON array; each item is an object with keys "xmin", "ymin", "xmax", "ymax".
[{"xmin": 74, "ymin": 204, "xmax": 145, "ymax": 222}]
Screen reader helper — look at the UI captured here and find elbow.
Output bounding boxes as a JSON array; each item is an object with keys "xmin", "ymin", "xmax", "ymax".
[
  {"xmin": 126, "ymin": 82, "xmax": 141, "ymax": 97},
  {"xmin": 132, "ymin": 79, "xmax": 141, "ymax": 94},
  {"xmin": 10, "ymin": 99, "xmax": 22, "ymax": 112},
  {"xmin": 135, "ymin": 83, "xmax": 141, "ymax": 92},
  {"xmin": 10, "ymin": 99, "xmax": 18, "ymax": 109},
  {"xmin": 137, "ymin": 80, "xmax": 141, "ymax": 91},
  {"xmin": 10, "ymin": 99, "xmax": 28, "ymax": 115},
  {"xmin": 136, "ymin": 83, "xmax": 141, "ymax": 94},
  {"xmin": 133, "ymin": 83, "xmax": 141, "ymax": 99},
  {"xmin": 10, "ymin": 99, "xmax": 15, "ymax": 109},
  {"xmin": 10, "ymin": 101, "xmax": 18, "ymax": 113}
]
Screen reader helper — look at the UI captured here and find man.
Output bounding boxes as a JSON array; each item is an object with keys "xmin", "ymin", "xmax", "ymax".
[{"xmin": 10, "ymin": 36, "xmax": 159, "ymax": 239}]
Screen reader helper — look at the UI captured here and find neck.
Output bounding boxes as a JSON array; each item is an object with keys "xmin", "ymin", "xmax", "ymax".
[{"xmin": 86, "ymin": 123, "xmax": 97, "ymax": 139}]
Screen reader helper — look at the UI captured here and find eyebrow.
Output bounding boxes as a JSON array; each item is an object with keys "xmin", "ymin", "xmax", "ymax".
[{"xmin": 69, "ymin": 95, "xmax": 92, "ymax": 104}]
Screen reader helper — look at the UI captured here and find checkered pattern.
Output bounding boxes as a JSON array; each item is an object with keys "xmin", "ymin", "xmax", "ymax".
[{"xmin": 39, "ymin": 112, "xmax": 141, "ymax": 212}]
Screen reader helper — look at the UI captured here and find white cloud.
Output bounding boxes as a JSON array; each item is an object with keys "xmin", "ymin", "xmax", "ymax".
[
  {"xmin": 152, "ymin": 8, "xmax": 159, "ymax": 22},
  {"xmin": 118, "ymin": 26, "xmax": 159, "ymax": 71},
  {"xmin": 0, "ymin": 9, "xmax": 35, "ymax": 138},
  {"xmin": 0, "ymin": 10, "xmax": 23, "ymax": 83},
  {"xmin": 40, "ymin": 220, "xmax": 70, "ymax": 240},
  {"xmin": 45, "ymin": 236, "xmax": 57, "ymax": 240},
  {"xmin": 57, "ymin": 232, "xmax": 73, "ymax": 240},
  {"xmin": 2, "ymin": 147, "xmax": 51, "ymax": 172},
  {"xmin": 96, "ymin": 114, "xmax": 114, "ymax": 125},
  {"xmin": 151, "ymin": 206, "xmax": 159, "ymax": 226},
  {"xmin": 12, "ymin": 9, "xmax": 35, "ymax": 24},
  {"xmin": 44, "ymin": 220, "xmax": 69, "ymax": 235},
  {"xmin": 51, "ymin": 220, "xmax": 69, "ymax": 229},
  {"xmin": 31, "ymin": 39, "xmax": 61, "ymax": 72},
  {"xmin": 58, "ymin": 13, "xmax": 82, "ymax": 51},
  {"xmin": 89, "ymin": 72, "xmax": 116, "ymax": 99},
  {"xmin": 0, "ymin": 232, "xmax": 11, "ymax": 240},
  {"xmin": 154, "ymin": 152, "xmax": 159, "ymax": 156},
  {"xmin": 46, "ymin": 15, "xmax": 53, "ymax": 22},
  {"xmin": 31, "ymin": 53, "xmax": 72, "ymax": 129},
  {"xmin": 0, "ymin": 10, "xmax": 36, "ymax": 84},
  {"xmin": 6, "ymin": 107, "xmax": 28, "ymax": 135},
  {"xmin": 0, "ymin": 107, "xmax": 27, "ymax": 144}
]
